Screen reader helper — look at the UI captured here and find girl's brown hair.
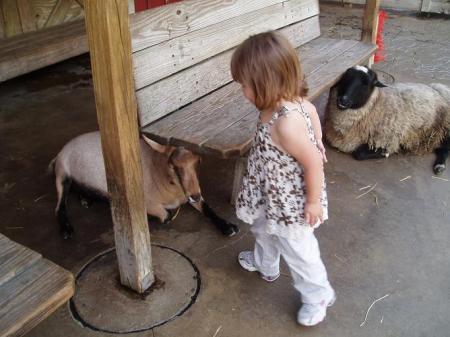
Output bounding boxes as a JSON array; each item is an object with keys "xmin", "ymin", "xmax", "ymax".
[{"xmin": 231, "ymin": 31, "xmax": 308, "ymax": 111}]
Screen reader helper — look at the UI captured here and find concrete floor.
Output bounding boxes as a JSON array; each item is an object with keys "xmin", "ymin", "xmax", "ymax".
[{"xmin": 1, "ymin": 4, "xmax": 449, "ymax": 337}]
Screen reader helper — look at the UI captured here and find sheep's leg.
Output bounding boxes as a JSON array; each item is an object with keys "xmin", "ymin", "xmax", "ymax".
[
  {"xmin": 352, "ymin": 144, "xmax": 388, "ymax": 160},
  {"xmin": 193, "ymin": 200, "xmax": 239, "ymax": 237},
  {"xmin": 433, "ymin": 135, "xmax": 450, "ymax": 175},
  {"xmin": 56, "ymin": 176, "xmax": 74, "ymax": 239}
]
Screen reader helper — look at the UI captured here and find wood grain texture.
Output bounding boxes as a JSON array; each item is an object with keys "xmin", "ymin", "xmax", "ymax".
[
  {"xmin": 2, "ymin": 0, "xmax": 22, "ymax": 37},
  {"xmin": 0, "ymin": 6, "xmax": 5, "ymax": 38},
  {"xmin": 361, "ymin": 0, "xmax": 380, "ymax": 66},
  {"xmin": 33, "ymin": 0, "xmax": 57, "ymax": 29},
  {"xmin": 361, "ymin": 0, "xmax": 380, "ymax": 44},
  {"xmin": 136, "ymin": 15, "xmax": 320, "ymax": 126},
  {"xmin": 84, "ymin": 0, "xmax": 154, "ymax": 293},
  {"xmin": 142, "ymin": 38, "xmax": 357, "ymax": 151},
  {"xmin": 45, "ymin": 0, "xmax": 74, "ymax": 27},
  {"xmin": 231, "ymin": 157, "xmax": 248, "ymax": 204},
  {"xmin": 133, "ymin": 0, "xmax": 320, "ymax": 89},
  {"xmin": 0, "ymin": 19, "xmax": 87, "ymax": 82},
  {"xmin": 130, "ymin": 0, "xmax": 285, "ymax": 52},
  {"xmin": 64, "ymin": 0, "xmax": 85, "ymax": 23},
  {"xmin": 0, "ymin": 258, "xmax": 74, "ymax": 337},
  {"xmin": 17, "ymin": 0, "xmax": 37, "ymax": 33},
  {"xmin": 0, "ymin": 234, "xmax": 74, "ymax": 337},
  {"xmin": 0, "ymin": 239, "xmax": 41, "ymax": 287},
  {"xmin": 142, "ymin": 38, "xmax": 376, "ymax": 158}
]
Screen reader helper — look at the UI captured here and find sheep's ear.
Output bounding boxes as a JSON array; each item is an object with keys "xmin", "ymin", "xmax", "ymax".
[
  {"xmin": 374, "ymin": 80, "xmax": 387, "ymax": 88},
  {"xmin": 142, "ymin": 135, "xmax": 176, "ymax": 155}
]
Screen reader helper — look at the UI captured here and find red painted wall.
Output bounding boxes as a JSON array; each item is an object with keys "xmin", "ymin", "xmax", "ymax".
[{"xmin": 135, "ymin": 0, "xmax": 182, "ymax": 12}]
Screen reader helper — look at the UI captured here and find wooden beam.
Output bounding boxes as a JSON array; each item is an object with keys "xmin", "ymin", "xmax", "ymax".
[
  {"xmin": 1, "ymin": 0, "xmax": 22, "ymax": 37},
  {"xmin": 0, "ymin": 5, "xmax": 5, "ymax": 39},
  {"xmin": 84, "ymin": 0, "xmax": 154, "ymax": 293},
  {"xmin": 128, "ymin": 0, "xmax": 135, "ymax": 14},
  {"xmin": 75, "ymin": 0, "xmax": 84, "ymax": 8},
  {"xmin": 17, "ymin": 0, "xmax": 37, "ymax": 33},
  {"xmin": 0, "ymin": 20, "xmax": 87, "ymax": 83},
  {"xmin": 45, "ymin": 0, "xmax": 73, "ymax": 28},
  {"xmin": 361, "ymin": 0, "xmax": 380, "ymax": 66}
]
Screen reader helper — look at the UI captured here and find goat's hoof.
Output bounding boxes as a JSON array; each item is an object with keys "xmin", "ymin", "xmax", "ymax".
[
  {"xmin": 433, "ymin": 164, "xmax": 446, "ymax": 175},
  {"xmin": 80, "ymin": 198, "xmax": 91, "ymax": 209},
  {"xmin": 61, "ymin": 225, "xmax": 74, "ymax": 240},
  {"xmin": 223, "ymin": 223, "xmax": 239, "ymax": 237}
]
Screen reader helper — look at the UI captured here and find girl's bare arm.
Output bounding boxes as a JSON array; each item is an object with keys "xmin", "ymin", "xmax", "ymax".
[{"xmin": 273, "ymin": 114, "xmax": 324, "ymax": 225}]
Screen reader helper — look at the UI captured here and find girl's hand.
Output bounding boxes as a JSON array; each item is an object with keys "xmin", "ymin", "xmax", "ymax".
[
  {"xmin": 305, "ymin": 202, "xmax": 323, "ymax": 227},
  {"xmin": 317, "ymin": 139, "xmax": 328, "ymax": 163}
]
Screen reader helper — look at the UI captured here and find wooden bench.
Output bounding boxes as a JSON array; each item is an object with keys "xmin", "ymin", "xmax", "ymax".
[
  {"xmin": 0, "ymin": 19, "xmax": 88, "ymax": 83},
  {"xmin": 130, "ymin": 0, "xmax": 378, "ymax": 201},
  {"xmin": 0, "ymin": 233, "xmax": 74, "ymax": 337}
]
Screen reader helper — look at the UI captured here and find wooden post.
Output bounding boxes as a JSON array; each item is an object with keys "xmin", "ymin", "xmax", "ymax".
[
  {"xmin": 231, "ymin": 157, "xmax": 247, "ymax": 205},
  {"xmin": 84, "ymin": 0, "xmax": 154, "ymax": 293},
  {"xmin": 361, "ymin": 0, "xmax": 380, "ymax": 67}
]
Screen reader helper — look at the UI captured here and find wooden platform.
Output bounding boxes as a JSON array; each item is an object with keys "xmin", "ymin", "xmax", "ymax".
[
  {"xmin": 142, "ymin": 37, "xmax": 377, "ymax": 158},
  {"xmin": 0, "ymin": 234, "xmax": 74, "ymax": 337}
]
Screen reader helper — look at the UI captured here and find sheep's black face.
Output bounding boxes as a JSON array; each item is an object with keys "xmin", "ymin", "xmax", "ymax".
[{"xmin": 335, "ymin": 66, "xmax": 386, "ymax": 110}]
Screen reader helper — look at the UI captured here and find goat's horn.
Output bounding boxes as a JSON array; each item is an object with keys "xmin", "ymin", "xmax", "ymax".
[{"xmin": 142, "ymin": 134, "xmax": 168, "ymax": 154}]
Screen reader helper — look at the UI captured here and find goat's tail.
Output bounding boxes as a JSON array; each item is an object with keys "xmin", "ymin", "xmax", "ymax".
[{"xmin": 47, "ymin": 157, "xmax": 56, "ymax": 175}]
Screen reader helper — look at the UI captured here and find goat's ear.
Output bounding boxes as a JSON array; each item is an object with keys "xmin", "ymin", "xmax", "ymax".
[
  {"xmin": 142, "ymin": 135, "xmax": 175, "ymax": 155},
  {"xmin": 374, "ymin": 80, "xmax": 387, "ymax": 88}
]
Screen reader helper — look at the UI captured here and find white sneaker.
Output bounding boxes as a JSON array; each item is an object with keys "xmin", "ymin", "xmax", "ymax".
[
  {"xmin": 297, "ymin": 290, "xmax": 336, "ymax": 326},
  {"xmin": 238, "ymin": 251, "xmax": 280, "ymax": 282}
]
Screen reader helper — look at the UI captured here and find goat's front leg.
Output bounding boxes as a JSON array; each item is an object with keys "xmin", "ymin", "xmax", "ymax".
[
  {"xmin": 190, "ymin": 199, "xmax": 239, "ymax": 237},
  {"xmin": 352, "ymin": 144, "xmax": 389, "ymax": 160},
  {"xmin": 147, "ymin": 204, "xmax": 170, "ymax": 223}
]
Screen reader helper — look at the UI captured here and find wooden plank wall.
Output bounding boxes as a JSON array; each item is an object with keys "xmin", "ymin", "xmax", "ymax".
[
  {"xmin": 0, "ymin": 0, "xmax": 84, "ymax": 39},
  {"xmin": 131, "ymin": 0, "xmax": 321, "ymax": 126},
  {"xmin": 0, "ymin": 0, "xmax": 137, "ymax": 40}
]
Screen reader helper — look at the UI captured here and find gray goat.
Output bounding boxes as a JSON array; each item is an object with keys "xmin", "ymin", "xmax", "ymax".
[{"xmin": 49, "ymin": 131, "xmax": 238, "ymax": 239}]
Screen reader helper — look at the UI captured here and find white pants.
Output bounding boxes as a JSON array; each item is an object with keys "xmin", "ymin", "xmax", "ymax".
[{"xmin": 251, "ymin": 217, "xmax": 333, "ymax": 304}]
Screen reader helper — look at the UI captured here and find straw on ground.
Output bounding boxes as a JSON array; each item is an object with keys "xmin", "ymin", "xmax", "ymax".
[
  {"xmin": 360, "ymin": 294, "xmax": 390, "ymax": 327},
  {"xmin": 356, "ymin": 183, "xmax": 378, "ymax": 199}
]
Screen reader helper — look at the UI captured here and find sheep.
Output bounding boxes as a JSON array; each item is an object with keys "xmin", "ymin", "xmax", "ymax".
[
  {"xmin": 325, "ymin": 65, "xmax": 450, "ymax": 174},
  {"xmin": 49, "ymin": 131, "xmax": 239, "ymax": 239}
]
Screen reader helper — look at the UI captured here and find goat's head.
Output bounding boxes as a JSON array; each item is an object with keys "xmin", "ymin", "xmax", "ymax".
[
  {"xmin": 142, "ymin": 135, "xmax": 202, "ymax": 203},
  {"xmin": 335, "ymin": 66, "xmax": 387, "ymax": 110}
]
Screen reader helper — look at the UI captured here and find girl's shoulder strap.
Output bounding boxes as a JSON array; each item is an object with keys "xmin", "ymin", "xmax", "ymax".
[
  {"xmin": 268, "ymin": 106, "xmax": 289, "ymax": 125},
  {"xmin": 295, "ymin": 99, "xmax": 310, "ymax": 118}
]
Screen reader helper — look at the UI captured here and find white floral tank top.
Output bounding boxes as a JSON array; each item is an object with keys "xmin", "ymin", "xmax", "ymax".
[{"xmin": 236, "ymin": 102, "xmax": 328, "ymax": 240}]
